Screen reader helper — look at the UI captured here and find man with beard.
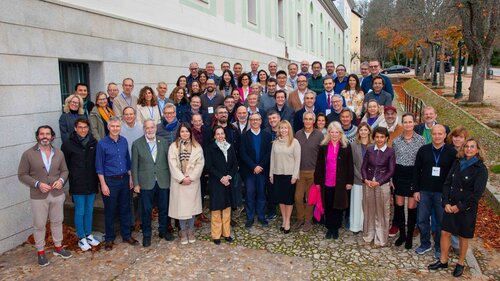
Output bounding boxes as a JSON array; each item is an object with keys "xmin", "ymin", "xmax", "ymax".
[
  {"xmin": 258, "ymin": 78, "xmax": 277, "ymax": 112},
  {"xmin": 379, "ymin": 106, "xmax": 404, "ymax": 147},
  {"xmin": 157, "ymin": 103, "xmax": 180, "ymax": 146},
  {"xmin": 324, "ymin": 61, "xmax": 336, "ymax": 79},
  {"xmin": 18, "ymin": 125, "xmax": 71, "ymax": 266},
  {"xmin": 233, "ymin": 105, "xmax": 250, "ymax": 134},
  {"xmin": 299, "ymin": 60, "xmax": 312, "ymax": 79},
  {"xmin": 224, "ymin": 95, "xmax": 237, "ymax": 124},
  {"xmin": 200, "ymin": 79, "xmax": 224, "ymax": 124},
  {"xmin": 132, "ymin": 120, "xmax": 174, "ymax": 246},
  {"xmin": 326, "ymin": 94, "xmax": 358, "ymax": 126}
]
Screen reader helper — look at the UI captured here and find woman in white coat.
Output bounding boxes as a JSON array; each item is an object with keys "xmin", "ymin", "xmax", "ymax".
[{"xmin": 168, "ymin": 122, "xmax": 204, "ymax": 245}]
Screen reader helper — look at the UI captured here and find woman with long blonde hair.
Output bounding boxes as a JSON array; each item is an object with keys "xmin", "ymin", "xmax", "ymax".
[
  {"xmin": 269, "ymin": 120, "xmax": 301, "ymax": 234},
  {"xmin": 314, "ymin": 121, "xmax": 354, "ymax": 239}
]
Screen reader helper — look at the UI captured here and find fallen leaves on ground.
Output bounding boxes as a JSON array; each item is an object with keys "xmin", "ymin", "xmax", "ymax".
[
  {"xmin": 475, "ymin": 197, "xmax": 500, "ymax": 250},
  {"xmin": 25, "ymin": 224, "xmax": 101, "ymax": 252}
]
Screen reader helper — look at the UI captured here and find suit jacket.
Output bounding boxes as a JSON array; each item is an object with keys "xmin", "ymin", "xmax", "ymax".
[
  {"xmin": 414, "ymin": 123, "xmax": 451, "ymax": 137},
  {"xmin": 275, "ymin": 104, "xmax": 295, "ymax": 124},
  {"xmin": 113, "ymin": 93, "xmax": 138, "ymax": 118},
  {"xmin": 315, "ymin": 92, "xmax": 347, "ymax": 114},
  {"xmin": 132, "ymin": 136, "xmax": 171, "ymax": 190},
  {"xmin": 18, "ymin": 144, "xmax": 69, "ymax": 199},
  {"xmin": 239, "ymin": 130, "xmax": 272, "ymax": 179},
  {"xmin": 288, "ymin": 89, "xmax": 316, "ymax": 112}
]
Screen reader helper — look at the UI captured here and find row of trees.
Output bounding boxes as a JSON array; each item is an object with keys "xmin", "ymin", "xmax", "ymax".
[{"xmin": 357, "ymin": 0, "xmax": 499, "ymax": 102}]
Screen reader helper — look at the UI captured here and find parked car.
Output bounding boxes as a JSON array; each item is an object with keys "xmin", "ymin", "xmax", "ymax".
[{"xmin": 382, "ymin": 65, "xmax": 411, "ymax": 74}]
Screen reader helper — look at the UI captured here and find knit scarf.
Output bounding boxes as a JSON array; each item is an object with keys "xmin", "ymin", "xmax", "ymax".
[
  {"xmin": 179, "ymin": 139, "xmax": 192, "ymax": 174},
  {"xmin": 459, "ymin": 156, "xmax": 479, "ymax": 171},
  {"xmin": 98, "ymin": 106, "xmax": 114, "ymax": 123},
  {"xmin": 165, "ymin": 118, "xmax": 179, "ymax": 132},
  {"xmin": 216, "ymin": 140, "xmax": 231, "ymax": 161},
  {"xmin": 343, "ymin": 125, "xmax": 358, "ymax": 143}
]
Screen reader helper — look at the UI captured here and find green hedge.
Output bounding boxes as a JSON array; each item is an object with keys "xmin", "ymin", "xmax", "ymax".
[{"xmin": 401, "ymin": 78, "xmax": 499, "ymax": 163}]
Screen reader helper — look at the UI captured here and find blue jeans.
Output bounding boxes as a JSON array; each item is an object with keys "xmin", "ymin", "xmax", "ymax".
[
  {"xmin": 141, "ymin": 182, "xmax": 169, "ymax": 238},
  {"xmin": 417, "ymin": 191, "xmax": 444, "ymax": 252},
  {"xmin": 245, "ymin": 173, "xmax": 266, "ymax": 222},
  {"xmin": 103, "ymin": 176, "xmax": 132, "ymax": 242},
  {"xmin": 73, "ymin": 194, "xmax": 96, "ymax": 239}
]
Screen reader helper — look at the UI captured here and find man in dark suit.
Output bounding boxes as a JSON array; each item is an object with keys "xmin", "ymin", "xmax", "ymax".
[
  {"xmin": 315, "ymin": 77, "xmax": 346, "ymax": 115},
  {"xmin": 293, "ymin": 91, "xmax": 320, "ymax": 132},
  {"xmin": 132, "ymin": 119, "xmax": 173, "ymax": 246},
  {"xmin": 240, "ymin": 112, "xmax": 272, "ymax": 229}
]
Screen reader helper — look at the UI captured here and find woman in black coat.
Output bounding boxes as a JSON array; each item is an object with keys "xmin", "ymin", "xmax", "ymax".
[
  {"xmin": 60, "ymin": 118, "xmax": 100, "ymax": 251},
  {"xmin": 314, "ymin": 121, "xmax": 354, "ymax": 240},
  {"xmin": 204, "ymin": 126, "xmax": 238, "ymax": 245},
  {"xmin": 428, "ymin": 138, "xmax": 488, "ymax": 277}
]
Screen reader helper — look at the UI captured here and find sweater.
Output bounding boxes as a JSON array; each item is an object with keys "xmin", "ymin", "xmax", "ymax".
[
  {"xmin": 269, "ymin": 138, "xmax": 301, "ymax": 180},
  {"xmin": 295, "ymin": 129, "xmax": 324, "ymax": 170},
  {"xmin": 413, "ymin": 143, "xmax": 456, "ymax": 193}
]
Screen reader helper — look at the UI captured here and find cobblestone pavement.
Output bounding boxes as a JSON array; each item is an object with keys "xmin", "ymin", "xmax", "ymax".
[{"xmin": 0, "ymin": 211, "xmax": 489, "ymax": 281}]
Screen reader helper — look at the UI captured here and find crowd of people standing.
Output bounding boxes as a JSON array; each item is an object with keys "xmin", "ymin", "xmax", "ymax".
[{"xmin": 18, "ymin": 59, "xmax": 488, "ymax": 278}]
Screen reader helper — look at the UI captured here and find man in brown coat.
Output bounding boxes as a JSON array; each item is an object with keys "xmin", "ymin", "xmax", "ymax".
[{"xmin": 18, "ymin": 125, "xmax": 72, "ymax": 267}]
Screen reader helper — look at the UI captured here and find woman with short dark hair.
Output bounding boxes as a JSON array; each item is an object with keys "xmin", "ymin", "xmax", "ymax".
[
  {"xmin": 361, "ymin": 126, "xmax": 395, "ymax": 247},
  {"xmin": 204, "ymin": 126, "xmax": 238, "ymax": 245}
]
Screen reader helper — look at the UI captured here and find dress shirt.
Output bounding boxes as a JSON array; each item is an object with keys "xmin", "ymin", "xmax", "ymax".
[{"xmin": 95, "ymin": 135, "xmax": 131, "ymax": 176}]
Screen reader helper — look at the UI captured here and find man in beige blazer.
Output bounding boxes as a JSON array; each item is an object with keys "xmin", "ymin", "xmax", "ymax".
[{"xmin": 287, "ymin": 75, "xmax": 316, "ymax": 112}]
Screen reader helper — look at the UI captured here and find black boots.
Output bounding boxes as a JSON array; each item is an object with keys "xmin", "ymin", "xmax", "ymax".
[
  {"xmin": 394, "ymin": 205, "xmax": 406, "ymax": 246},
  {"xmin": 405, "ymin": 208, "xmax": 417, "ymax": 249}
]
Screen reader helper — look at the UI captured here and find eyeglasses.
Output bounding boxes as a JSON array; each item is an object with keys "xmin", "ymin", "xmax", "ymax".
[
  {"xmin": 298, "ymin": 80, "xmax": 307, "ymax": 83},
  {"xmin": 164, "ymin": 111, "xmax": 175, "ymax": 115},
  {"xmin": 464, "ymin": 145, "xmax": 477, "ymax": 149},
  {"xmin": 70, "ymin": 101, "xmax": 80, "ymax": 105}
]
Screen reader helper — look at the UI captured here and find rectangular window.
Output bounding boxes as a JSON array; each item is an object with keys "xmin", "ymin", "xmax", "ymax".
[
  {"xmin": 248, "ymin": 0, "xmax": 257, "ymax": 24},
  {"xmin": 59, "ymin": 61, "xmax": 89, "ymax": 110},
  {"xmin": 328, "ymin": 38, "xmax": 332, "ymax": 59},
  {"xmin": 310, "ymin": 24, "xmax": 314, "ymax": 52},
  {"xmin": 297, "ymin": 13, "xmax": 302, "ymax": 46},
  {"xmin": 277, "ymin": 0, "xmax": 284, "ymax": 38}
]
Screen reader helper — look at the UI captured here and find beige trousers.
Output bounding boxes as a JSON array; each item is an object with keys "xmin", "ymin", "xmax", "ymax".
[
  {"xmin": 295, "ymin": 170, "xmax": 315, "ymax": 222},
  {"xmin": 31, "ymin": 192, "xmax": 66, "ymax": 251},
  {"xmin": 362, "ymin": 182, "xmax": 391, "ymax": 246},
  {"xmin": 211, "ymin": 207, "xmax": 231, "ymax": 239}
]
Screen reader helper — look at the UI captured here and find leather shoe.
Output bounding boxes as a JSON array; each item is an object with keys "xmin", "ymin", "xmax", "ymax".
[
  {"xmin": 160, "ymin": 232, "xmax": 174, "ymax": 241},
  {"xmin": 213, "ymin": 239, "xmax": 221, "ymax": 245},
  {"xmin": 123, "ymin": 237, "xmax": 139, "ymax": 246},
  {"xmin": 199, "ymin": 214, "xmax": 210, "ymax": 223},
  {"xmin": 452, "ymin": 264, "xmax": 464, "ymax": 277},
  {"xmin": 104, "ymin": 241, "xmax": 113, "ymax": 251},
  {"xmin": 284, "ymin": 228, "xmax": 291, "ymax": 234},
  {"xmin": 142, "ymin": 238, "xmax": 151, "ymax": 247},
  {"xmin": 224, "ymin": 236, "xmax": 234, "ymax": 243},
  {"xmin": 428, "ymin": 260, "xmax": 448, "ymax": 270}
]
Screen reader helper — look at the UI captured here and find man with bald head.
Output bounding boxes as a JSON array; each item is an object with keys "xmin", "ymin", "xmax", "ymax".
[
  {"xmin": 299, "ymin": 60, "xmax": 312, "ymax": 79},
  {"xmin": 413, "ymin": 124, "xmax": 456, "ymax": 259},
  {"xmin": 414, "ymin": 106, "xmax": 450, "ymax": 144}
]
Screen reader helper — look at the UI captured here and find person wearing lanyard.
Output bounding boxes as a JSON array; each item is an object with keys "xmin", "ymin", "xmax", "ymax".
[
  {"xmin": 200, "ymin": 79, "xmax": 224, "ymax": 119},
  {"xmin": 131, "ymin": 119, "xmax": 174, "ymax": 247},
  {"xmin": 95, "ymin": 117, "xmax": 139, "ymax": 251},
  {"xmin": 136, "ymin": 86, "xmax": 161, "ymax": 125},
  {"xmin": 113, "ymin": 77, "xmax": 138, "ymax": 118},
  {"xmin": 287, "ymin": 62, "xmax": 299, "ymax": 89},
  {"xmin": 413, "ymin": 125, "xmax": 456, "ymax": 259}
]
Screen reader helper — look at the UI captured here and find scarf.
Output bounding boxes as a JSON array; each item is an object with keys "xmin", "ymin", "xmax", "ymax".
[
  {"xmin": 216, "ymin": 140, "xmax": 231, "ymax": 161},
  {"xmin": 98, "ymin": 106, "xmax": 114, "ymax": 123},
  {"xmin": 379, "ymin": 116, "xmax": 399, "ymax": 132},
  {"xmin": 343, "ymin": 125, "xmax": 358, "ymax": 143},
  {"xmin": 77, "ymin": 133, "xmax": 90, "ymax": 147},
  {"xmin": 165, "ymin": 118, "xmax": 179, "ymax": 132},
  {"xmin": 459, "ymin": 156, "xmax": 479, "ymax": 171},
  {"xmin": 179, "ymin": 139, "xmax": 192, "ymax": 174},
  {"xmin": 69, "ymin": 109, "xmax": 79, "ymax": 115}
]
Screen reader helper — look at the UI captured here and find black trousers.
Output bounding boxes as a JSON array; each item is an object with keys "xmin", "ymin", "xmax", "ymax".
[{"xmin": 324, "ymin": 186, "xmax": 344, "ymax": 231}]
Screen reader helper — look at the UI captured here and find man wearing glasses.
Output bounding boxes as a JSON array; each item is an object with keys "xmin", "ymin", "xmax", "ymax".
[
  {"xmin": 360, "ymin": 59, "xmax": 395, "ymax": 100},
  {"xmin": 187, "ymin": 62, "xmax": 199, "ymax": 87}
]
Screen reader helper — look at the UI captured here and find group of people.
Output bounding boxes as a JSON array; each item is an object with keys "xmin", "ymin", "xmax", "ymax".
[{"xmin": 19, "ymin": 59, "xmax": 488, "ymax": 278}]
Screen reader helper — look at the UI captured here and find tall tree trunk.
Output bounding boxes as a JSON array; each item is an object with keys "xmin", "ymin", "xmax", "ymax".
[
  {"xmin": 439, "ymin": 50, "xmax": 445, "ymax": 87},
  {"xmin": 425, "ymin": 47, "xmax": 433, "ymax": 80},
  {"xmin": 463, "ymin": 55, "xmax": 469, "ymax": 75},
  {"xmin": 468, "ymin": 55, "xmax": 488, "ymax": 102},
  {"xmin": 415, "ymin": 49, "xmax": 419, "ymax": 77},
  {"xmin": 405, "ymin": 56, "xmax": 409, "ymax": 67}
]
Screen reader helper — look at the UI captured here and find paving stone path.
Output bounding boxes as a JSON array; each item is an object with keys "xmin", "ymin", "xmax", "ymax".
[{"xmin": 0, "ymin": 210, "xmax": 475, "ymax": 281}]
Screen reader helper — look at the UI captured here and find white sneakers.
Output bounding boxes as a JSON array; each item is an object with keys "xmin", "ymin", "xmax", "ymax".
[
  {"xmin": 86, "ymin": 235, "xmax": 100, "ymax": 247},
  {"xmin": 79, "ymin": 235, "xmax": 100, "ymax": 251},
  {"xmin": 79, "ymin": 238, "xmax": 91, "ymax": 251}
]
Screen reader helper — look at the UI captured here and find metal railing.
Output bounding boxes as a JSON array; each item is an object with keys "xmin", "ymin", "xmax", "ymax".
[{"xmin": 399, "ymin": 86, "xmax": 426, "ymax": 123}]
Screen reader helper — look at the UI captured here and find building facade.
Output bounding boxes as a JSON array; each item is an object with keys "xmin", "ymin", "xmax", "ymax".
[{"xmin": 0, "ymin": 0, "xmax": 351, "ymax": 253}]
